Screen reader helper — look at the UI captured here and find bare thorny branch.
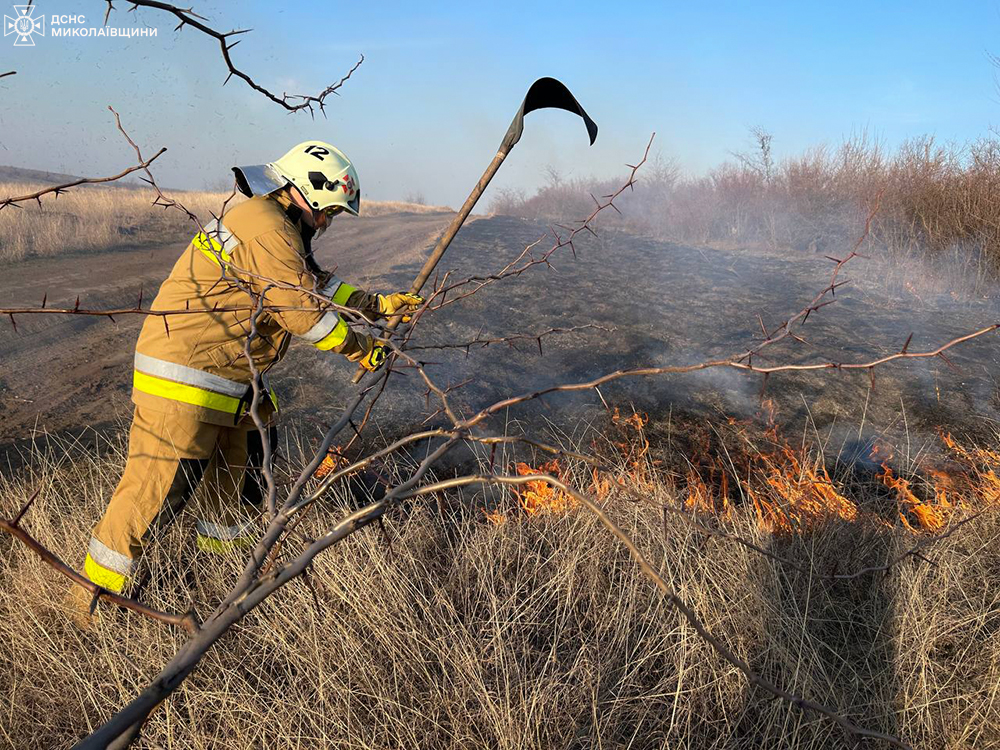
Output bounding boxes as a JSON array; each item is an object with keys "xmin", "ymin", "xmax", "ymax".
[
  {"xmin": 1, "ymin": 27, "xmax": 991, "ymax": 749},
  {"xmin": 103, "ymin": 0, "xmax": 363, "ymax": 116},
  {"xmin": 424, "ymin": 138, "xmax": 654, "ymax": 311},
  {"xmin": 0, "ymin": 490, "xmax": 197, "ymax": 632},
  {"xmin": 0, "ymin": 144, "xmax": 167, "ymax": 211},
  {"xmin": 403, "ymin": 324, "xmax": 613, "ymax": 355}
]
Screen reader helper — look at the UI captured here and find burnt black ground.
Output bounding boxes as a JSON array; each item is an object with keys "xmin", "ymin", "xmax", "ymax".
[
  {"xmin": 3, "ymin": 212, "xmax": 999, "ymax": 473},
  {"xmin": 302, "ymin": 216, "xmax": 1000, "ymax": 470}
]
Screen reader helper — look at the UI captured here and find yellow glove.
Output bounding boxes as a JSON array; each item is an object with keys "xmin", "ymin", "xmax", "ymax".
[
  {"xmin": 359, "ymin": 341, "xmax": 387, "ymax": 372},
  {"xmin": 376, "ymin": 292, "xmax": 424, "ymax": 322}
]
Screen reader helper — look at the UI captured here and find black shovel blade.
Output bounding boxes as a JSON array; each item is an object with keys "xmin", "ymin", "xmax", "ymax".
[{"xmin": 499, "ymin": 77, "xmax": 598, "ymax": 153}]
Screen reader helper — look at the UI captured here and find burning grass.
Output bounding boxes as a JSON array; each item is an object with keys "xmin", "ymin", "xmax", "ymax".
[
  {"xmin": 0, "ymin": 416, "xmax": 998, "ymax": 748},
  {"xmin": 491, "ymin": 402, "xmax": 1000, "ymax": 541}
]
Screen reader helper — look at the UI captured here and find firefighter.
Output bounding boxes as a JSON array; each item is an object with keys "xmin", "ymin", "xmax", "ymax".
[{"xmin": 74, "ymin": 141, "xmax": 423, "ymax": 606}]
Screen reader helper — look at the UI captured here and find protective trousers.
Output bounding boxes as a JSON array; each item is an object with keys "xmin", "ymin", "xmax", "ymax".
[{"xmin": 84, "ymin": 406, "xmax": 274, "ymax": 593}]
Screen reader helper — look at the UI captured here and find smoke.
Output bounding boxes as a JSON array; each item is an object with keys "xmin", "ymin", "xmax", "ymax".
[
  {"xmin": 302, "ymin": 208, "xmax": 998, "ymax": 475},
  {"xmin": 481, "ymin": 132, "xmax": 1000, "ymax": 450}
]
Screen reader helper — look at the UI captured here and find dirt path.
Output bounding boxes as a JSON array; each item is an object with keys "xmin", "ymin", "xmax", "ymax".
[{"xmin": 0, "ymin": 211, "xmax": 454, "ymax": 464}]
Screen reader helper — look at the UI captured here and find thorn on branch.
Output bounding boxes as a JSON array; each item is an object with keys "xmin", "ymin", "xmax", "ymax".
[
  {"xmin": 301, "ymin": 564, "xmax": 323, "ymax": 612},
  {"xmin": 376, "ymin": 516, "xmax": 393, "ymax": 554},
  {"xmin": 12, "ymin": 489, "xmax": 41, "ymax": 527},
  {"xmin": 348, "ymin": 419, "xmax": 363, "ymax": 441},
  {"xmin": 901, "ymin": 332, "xmax": 913, "ymax": 354},
  {"xmin": 830, "ymin": 279, "xmax": 849, "ymax": 294},
  {"xmin": 937, "ymin": 351, "xmax": 961, "ymax": 374}
]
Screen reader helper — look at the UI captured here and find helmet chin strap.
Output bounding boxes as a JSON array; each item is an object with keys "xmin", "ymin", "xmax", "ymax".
[{"xmin": 282, "ymin": 184, "xmax": 330, "ymax": 245}]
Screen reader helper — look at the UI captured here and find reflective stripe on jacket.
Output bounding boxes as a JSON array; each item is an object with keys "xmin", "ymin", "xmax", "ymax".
[{"xmin": 132, "ymin": 193, "xmax": 379, "ymax": 425}]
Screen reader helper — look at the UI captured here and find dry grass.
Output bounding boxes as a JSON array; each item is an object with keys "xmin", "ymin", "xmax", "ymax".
[
  {"xmin": 0, "ymin": 182, "xmax": 450, "ymax": 262},
  {"xmin": 0, "ymin": 183, "xmax": 233, "ymax": 262},
  {"xmin": 0, "ymin": 422, "xmax": 997, "ymax": 749},
  {"xmin": 360, "ymin": 200, "xmax": 451, "ymax": 218}
]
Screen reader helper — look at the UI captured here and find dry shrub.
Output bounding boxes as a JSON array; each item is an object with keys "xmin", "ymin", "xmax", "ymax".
[
  {"xmin": 491, "ymin": 133, "xmax": 1000, "ymax": 287},
  {"xmin": 0, "ymin": 183, "xmax": 450, "ymax": 262},
  {"xmin": 0, "ymin": 426, "xmax": 997, "ymax": 749}
]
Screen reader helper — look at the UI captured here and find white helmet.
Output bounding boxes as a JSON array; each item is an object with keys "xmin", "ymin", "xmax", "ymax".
[{"xmin": 233, "ymin": 141, "xmax": 361, "ymax": 216}]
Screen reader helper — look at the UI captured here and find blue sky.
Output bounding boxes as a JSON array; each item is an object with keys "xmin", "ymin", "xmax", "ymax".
[{"xmin": 1, "ymin": 1, "xmax": 999, "ymax": 207}]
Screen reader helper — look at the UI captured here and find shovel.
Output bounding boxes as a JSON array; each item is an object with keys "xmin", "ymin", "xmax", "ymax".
[{"xmin": 352, "ymin": 76, "xmax": 598, "ymax": 383}]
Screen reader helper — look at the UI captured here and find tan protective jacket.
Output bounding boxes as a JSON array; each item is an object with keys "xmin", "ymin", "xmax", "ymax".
[{"xmin": 132, "ymin": 192, "xmax": 378, "ymax": 425}]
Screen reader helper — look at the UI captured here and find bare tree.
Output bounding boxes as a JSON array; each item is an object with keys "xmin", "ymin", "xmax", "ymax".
[{"xmin": 732, "ymin": 125, "xmax": 775, "ymax": 185}]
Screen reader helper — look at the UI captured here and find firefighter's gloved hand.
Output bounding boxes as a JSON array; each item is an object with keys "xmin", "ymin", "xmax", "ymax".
[
  {"xmin": 359, "ymin": 341, "xmax": 387, "ymax": 372},
  {"xmin": 376, "ymin": 292, "xmax": 424, "ymax": 322}
]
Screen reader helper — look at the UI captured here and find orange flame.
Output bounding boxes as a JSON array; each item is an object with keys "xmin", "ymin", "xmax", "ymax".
[
  {"xmin": 877, "ymin": 462, "xmax": 947, "ymax": 531},
  {"xmin": 515, "ymin": 459, "xmax": 578, "ymax": 516},
  {"xmin": 685, "ymin": 468, "xmax": 713, "ymax": 513},
  {"xmin": 748, "ymin": 445, "xmax": 858, "ymax": 534},
  {"xmin": 683, "ymin": 408, "xmax": 999, "ymax": 535},
  {"xmin": 485, "ymin": 406, "xmax": 1000, "ymax": 536},
  {"xmin": 484, "ymin": 509, "xmax": 507, "ymax": 526},
  {"xmin": 313, "ymin": 452, "xmax": 345, "ymax": 480},
  {"xmin": 609, "ymin": 406, "xmax": 657, "ymax": 492}
]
